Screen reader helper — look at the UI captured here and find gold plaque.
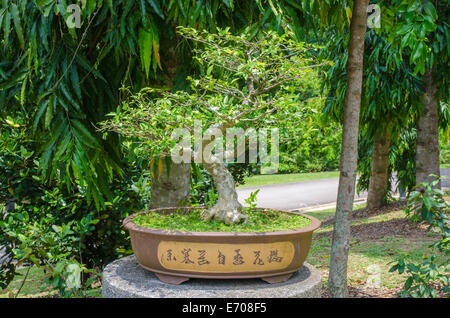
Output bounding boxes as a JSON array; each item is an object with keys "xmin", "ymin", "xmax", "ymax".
[{"xmin": 157, "ymin": 241, "xmax": 295, "ymax": 273}]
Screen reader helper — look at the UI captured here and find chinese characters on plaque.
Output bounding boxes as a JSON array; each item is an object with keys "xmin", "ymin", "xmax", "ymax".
[{"xmin": 158, "ymin": 241, "xmax": 295, "ymax": 273}]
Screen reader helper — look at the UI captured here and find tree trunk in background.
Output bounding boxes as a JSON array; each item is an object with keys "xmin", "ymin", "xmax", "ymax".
[
  {"xmin": 150, "ymin": 45, "xmax": 191, "ymax": 208},
  {"xmin": 328, "ymin": 0, "xmax": 369, "ymax": 298},
  {"xmin": 367, "ymin": 130, "xmax": 391, "ymax": 209},
  {"xmin": 150, "ymin": 160, "xmax": 191, "ymax": 208},
  {"xmin": 416, "ymin": 69, "xmax": 441, "ymax": 189}
]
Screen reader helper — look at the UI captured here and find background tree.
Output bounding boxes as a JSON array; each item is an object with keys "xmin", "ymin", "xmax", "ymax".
[
  {"xmin": 323, "ymin": 30, "xmax": 423, "ymax": 209},
  {"xmin": 276, "ymin": 0, "xmax": 372, "ymax": 297},
  {"xmin": 327, "ymin": 0, "xmax": 370, "ymax": 298},
  {"xmin": 382, "ymin": 0, "xmax": 449, "ymax": 188}
]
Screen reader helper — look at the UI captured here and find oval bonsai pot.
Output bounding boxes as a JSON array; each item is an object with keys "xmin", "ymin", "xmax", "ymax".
[{"xmin": 123, "ymin": 207, "xmax": 321, "ymax": 284}]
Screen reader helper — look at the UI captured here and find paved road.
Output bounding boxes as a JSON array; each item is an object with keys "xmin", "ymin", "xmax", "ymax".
[
  {"xmin": 237, "ymin": 177, "xmax": 367, "ymax": 210},
  {"xmin": 237, "ymin": 168, "xmax": 450, "ymax": 211},
  {"xmin": 442, "ymin": 168, "xmax": 450, "ymax": 188}
]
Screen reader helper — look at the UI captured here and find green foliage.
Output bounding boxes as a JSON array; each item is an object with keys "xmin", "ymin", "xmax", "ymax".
[
  {"xmin": 278, "ymin": 97, "xmax": 341, "ymax": 174},
  {"xmin": 1, "ymin": 3, "xmax": 310, "ymax": 291},
  {"xmin": 0, "ymin": 174, "xmax": 142, "ymax": 295},
  {"xmin": 244, "ymin": 190, "xmax": 260, "ymax": 211},
  {"xmin": 1, "ymin": 205, "xmax": 101, "ymax": 297},
  {"xmin": 390, "ymin": 255, "xmax": 449, "ymax": 298},
  {"xmin": 380, "ymin": 0, "xmax": 449, "ymax": 109},
  {"xmin": 277, "ymin": 0, "xmax": 353, "ymax": 39},
  {"xmin": 0, "ymin": 115, "xmax": 148, "ymax": 293},
  {"xmin": 356, "ymin": 125, "xmax": 418, "ymax": 197},
  {"xmin": 389, "ymin": 177, "xmax": 449, "ymax": 298},
  {"xmin": 189, "ymin": 163, "xmax": 217, "ymax": 207},
  {"xmin": 321, "ymin": 17, "xmax": 428, "ymax": 199},
  {"xmin": 319, "ymin": 1, "xmax": 449, "ymax": 201},
  {"xmin": 1, "ymin": 1, "xmax": 291, "ymax": 293},
  {"xmin": 382, "ymin": 0, "xmax": 448, "ymax": 78},
  {"xmin": 406, "ymin": 177, "xmax": 449, "ymax": 233},
  {"xmin": 389, "ymin": 128, "xmax": 417, "ymax": 194},
  {"xmin": 0, "ymin": 0, "xmax": 282, "ymax": 210}
]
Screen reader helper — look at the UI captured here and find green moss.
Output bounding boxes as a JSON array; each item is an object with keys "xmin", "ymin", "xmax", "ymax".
[{"xmin": 132, "ymin": 209, "xmax": 312, "ymax": 232}]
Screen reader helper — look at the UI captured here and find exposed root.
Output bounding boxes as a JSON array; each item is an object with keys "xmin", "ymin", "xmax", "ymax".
[
  {"xmin": 201, "ymin": 205, "xmax": 248, "ymax": 225},
  {"xmin": 202, "ymin": 202, "xmax": 248, "ymax": 225}
]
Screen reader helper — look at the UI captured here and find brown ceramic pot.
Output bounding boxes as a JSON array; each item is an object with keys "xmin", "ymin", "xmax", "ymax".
[{"xmin": 123, "ymin": 207, "xmax": 321, "ymax": 284}]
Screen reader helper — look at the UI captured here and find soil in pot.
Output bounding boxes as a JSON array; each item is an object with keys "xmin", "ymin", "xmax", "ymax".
[{"xmin": 131, "ymin": 208, "xmax": 312, "ymax": 232}]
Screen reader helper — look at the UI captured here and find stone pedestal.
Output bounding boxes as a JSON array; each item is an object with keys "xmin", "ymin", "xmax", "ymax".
[{"xmin": 102, "ymin": 255, "xmax": 322, "ymax": 298}]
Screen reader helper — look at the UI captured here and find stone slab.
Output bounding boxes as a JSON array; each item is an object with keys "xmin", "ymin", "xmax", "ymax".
[{"xmin": 102, "ymin": 255, "xmax": 322, "ymax": 298}]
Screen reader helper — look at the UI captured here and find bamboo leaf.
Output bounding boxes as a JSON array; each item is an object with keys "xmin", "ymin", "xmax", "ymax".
[
  {"xmin": 33, "ymin": 100, "xmax": 49, "ymax": 134},
  {"xmin": 0, "ymin": 68, "xmax": 27, "ymax": 90},
  {"xmin": 140, "ymin": 0, "xmax": 147, "ymax": 22},
  {"xmin": 106, "ymin": 0, "xmax": 114, "ymax": 14},
  {"xmin": 59, "ymin": 80, "xmax": 81, "ymax": 111},
  {"xmin": 70, "ymin": 65, "xmax": 82, "ymax": 100},
  {"xmin": 10, "ymin": 4, "xmax": 24, "ymax": 49},
  {"xmin": 20, "ymin": 76, "xmax": 27, "ymax": 105},
  {"xmin": 71, "ymin": 119, "xmax": 100, "ymax": 148},
  {"xmin": 138, "ymin": 27, "xmax": 153, "ymax": 78},
  {"xmin": 54, "ymin": 125, "xmax": 72, "ymax": 159},
  {"xmin": 153, "ymin": 40, "xmax": 162, "ymax": 70},
  {"xmin": 3, "ymin": 11, "xmax": 11, "ymax": 48},
  {"xmin": 44, "ymin": 96, "xmax": 54, "ymax": 130},
  {"xmin": 147, "ymin": 0, "xmax": 165, "ymax": 19},
  {"xmin": 87, "ymin": 0, "xmax": 97, "ymax": 15},
  {"xmin": 39, "ymin": 142, "xmax": 54, "ymax": 177}
]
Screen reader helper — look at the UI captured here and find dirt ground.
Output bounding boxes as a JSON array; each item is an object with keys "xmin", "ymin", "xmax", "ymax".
[
  {"xmin": 316, "ymin": 200, "xmax": 447, "ymax": 298},
  {"xmin": 319, "ymin": 201, "xmax": 432, "ymax": 242}
]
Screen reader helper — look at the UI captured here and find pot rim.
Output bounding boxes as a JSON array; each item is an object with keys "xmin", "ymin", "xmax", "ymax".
[{"xmin": 123, "ymin": 206, "xmax": 321, "ymax": 237}]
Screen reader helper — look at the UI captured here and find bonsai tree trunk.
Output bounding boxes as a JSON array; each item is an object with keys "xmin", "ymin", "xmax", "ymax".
[
  {"xmin": 150, "ymin": 160, "xmax": 191, "ymax": 208},
  {"xmin": 328, "ymin": 0, "xmax": 369, "ymax": 298},
  {"xmin": 367, "ymin": 129, "xmax": 391, "ymax": 209},
  {"xmin": 416, "ymin": 69, "xmax": 441, "ymax": 189},
  {"xmin": 200, "ymin": 137, "xmax": 247, "ymax": 225}
]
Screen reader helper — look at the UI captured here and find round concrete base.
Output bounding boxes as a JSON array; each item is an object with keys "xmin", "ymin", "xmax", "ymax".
[{"xmin": 102, "ymin": 255, "xmax": 322, "ymax": 298}]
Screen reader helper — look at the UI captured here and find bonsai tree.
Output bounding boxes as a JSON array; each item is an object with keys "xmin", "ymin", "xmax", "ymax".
[{"xmin": 101, "ymin": 27, "xmax": 324, "ymax": 225}]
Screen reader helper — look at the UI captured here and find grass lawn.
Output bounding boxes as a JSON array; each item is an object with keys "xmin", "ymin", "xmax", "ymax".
[
  {"xmin": 306, "ymin": 198, "xmax": 449, "ymax": 298},
  {"xmin": 0, "ymin": 267, "xmax": 50, "ymax": 298},
  {"xmin": 0, "ymin": 267, "xmax": 101, "ymax": 298},
  {"xmin": 238, "ymin": 170, "xmax": 340, "ymax": 188},
  {"xmin": 0, "ymin": 267, "xmax": 55, "ymax": 298},
  {"xmin": 239, "ymin": 165, "xmax": 450, "ymax": 189}
]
